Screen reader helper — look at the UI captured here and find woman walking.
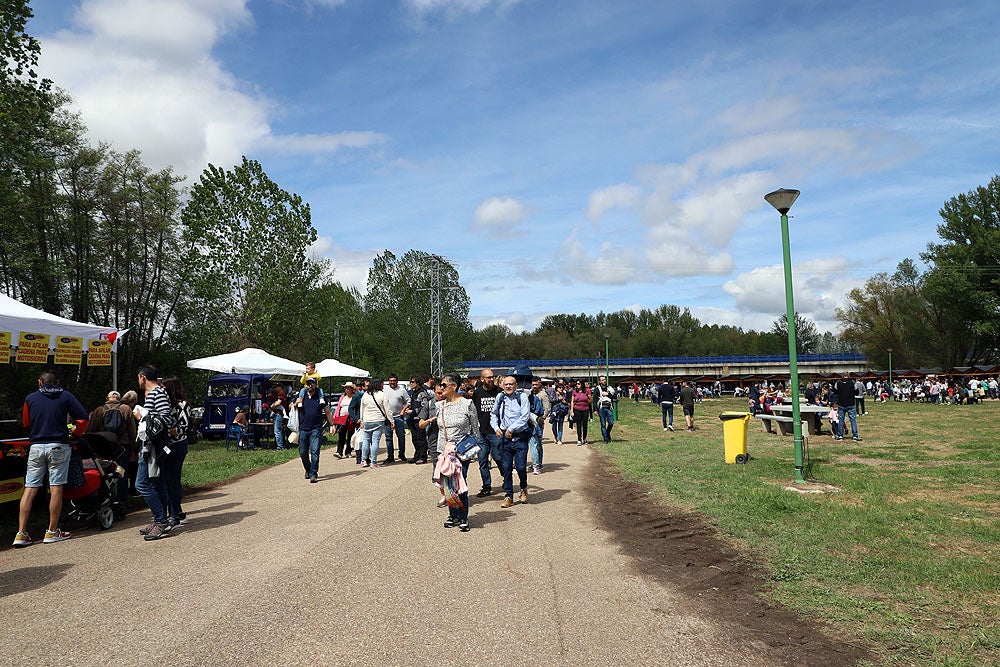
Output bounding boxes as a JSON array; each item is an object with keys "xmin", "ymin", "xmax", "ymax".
[
  {"xmin": 432, "ymin": 373, "xmax": 480, "ymax": 532},
  {"xmin": 360, "ymin": 378, "xmax": 390, "ymax": 467},
  {"xmin": 333, "ymin": 382, "xmax": 357, "ymax": 458},
  {"xmin": 161, "ymin": 376, "xmax": 192, "ymax": 530},
  {"xmin": 571, "ymin": 380, "xmax": 591, "ymax": 445}
]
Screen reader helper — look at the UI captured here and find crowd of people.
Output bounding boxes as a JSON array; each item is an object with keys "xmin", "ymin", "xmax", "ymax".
[{"xmin": 13, "ymin": 365, "xmax": 195, "ymax": 547}]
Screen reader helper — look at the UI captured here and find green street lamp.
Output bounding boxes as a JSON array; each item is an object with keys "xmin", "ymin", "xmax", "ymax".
[{"xmin": 765, "ymin": 188, "xmax": 806, "ymax": 484}]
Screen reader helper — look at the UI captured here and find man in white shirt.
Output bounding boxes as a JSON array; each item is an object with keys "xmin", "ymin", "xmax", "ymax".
[{"xmin": 382, "ymin": 373, "xmax": 410, "ymax": 464}]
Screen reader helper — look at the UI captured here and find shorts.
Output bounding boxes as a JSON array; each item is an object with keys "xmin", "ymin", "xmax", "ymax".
[
  {"xmin": 25, "ymin": 442, "xmax": 72, "ymax": 487},
  {"xmin": 682, "ymin": 404, "xmax": 695, "ymax": 416}
]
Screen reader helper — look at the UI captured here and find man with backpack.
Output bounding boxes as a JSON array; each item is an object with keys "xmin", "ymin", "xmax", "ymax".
[
  {"xmin": 86, "ymin": 390, "xmax": 136, "ymax": 508},
  {"xmin": 490, "ymin": 376, "xmax": 532, "ymax": 508},
  {"xmin": 593, "ymin": 376, "xmax": 618, "ymax": 443}
]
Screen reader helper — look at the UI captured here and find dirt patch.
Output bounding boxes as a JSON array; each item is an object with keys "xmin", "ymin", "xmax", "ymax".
[
  {"xmin": 834, "ymin": 454, "xmax": 898, "ymax": 467},
  {"xmin": 581, "ymin": 454, "xmax": 872, "ymax": 667}
]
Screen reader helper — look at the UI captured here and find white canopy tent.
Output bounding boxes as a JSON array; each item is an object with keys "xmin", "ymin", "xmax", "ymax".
[
  {"xmin": 186, "ymin": 348, "xmax": 306, "ymax": 376},
  {"xmin": 315, "ymin": 358, "xmax": 370, "ymax": 379},
  {"xmin": 0, "ymin": 293, "xmax": 125, "ymax": 351},
  {"xmin": 0, "ymin": 293, "xmax": 128, "ymax": 389}
]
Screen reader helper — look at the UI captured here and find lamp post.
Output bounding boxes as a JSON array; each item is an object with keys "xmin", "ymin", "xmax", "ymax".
[
  {"xmin": 887, "ymin": 347, "xmax": 893, "ymax": 399},
  {"xmin": 765, "ymin": 188, "xmax": 806, "ymax": 484}
]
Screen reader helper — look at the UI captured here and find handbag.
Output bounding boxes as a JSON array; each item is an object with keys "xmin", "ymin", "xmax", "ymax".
[
  {"xmin": 455, "ymin": 434, "xmax": 480, "ymax": 462},
  {"xmin": 441, "ymin": 403, "xmax": 480, "ymax": 462},
  {"xmin": 66, "ymin": 449, "xmax": 86, "ymax": 489}
]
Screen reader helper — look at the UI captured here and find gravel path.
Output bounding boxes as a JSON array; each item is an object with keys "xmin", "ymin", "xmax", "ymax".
[{"xmin": 1, "ymin": 441, "xmax": 768, "ymax": 666}]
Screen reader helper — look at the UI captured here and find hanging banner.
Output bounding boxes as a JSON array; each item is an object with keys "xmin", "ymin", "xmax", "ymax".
[
  {"xmin": 0, "ymin": 331, "xmax": 10, "ymax": 363},
  {"xmin": 54, "ymin": 336, "xmax": 83, "ymax": 365},
  {"xmin": 87, "ymin": 339, "xmax": 112, "ymax": 366},
  {"xmin": 15, "ymin": 332, "xmax": 50, "ymax": 363}
]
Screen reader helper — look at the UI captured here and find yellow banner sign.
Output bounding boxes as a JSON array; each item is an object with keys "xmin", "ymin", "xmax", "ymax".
[
  {"xmin": 15, "ymin": 332, "xmax": 50, "ymax": 363},
  {"xmin": 0, "ymin": 477, "xmax": 25, "ymax": 504},
  {"xmin": 54, "ymin": 336, "xmax": 83, "ymax": 365},
  {"xmin": 0, "ymin": 331, "xmax": 10, "ymax": 363},
  {"xmin": 87, "ymin": 339, "xmax": 112, "ymax": 366}
]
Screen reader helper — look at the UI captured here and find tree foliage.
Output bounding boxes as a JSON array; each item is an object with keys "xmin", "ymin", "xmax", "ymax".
[{"xmin": 771, "ymin": 312, "xmax": 820, "ymax": 354}]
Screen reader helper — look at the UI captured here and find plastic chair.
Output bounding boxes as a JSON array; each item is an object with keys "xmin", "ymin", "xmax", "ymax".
[{"xmin": 225, "ymin": 423, "xmax": 252, "ymax": 451}]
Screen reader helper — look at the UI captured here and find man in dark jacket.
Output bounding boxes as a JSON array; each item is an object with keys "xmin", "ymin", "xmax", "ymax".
[
  {"xmin": 13, "ymin": 369, "xmax": 88, "ymax": 547},
  {"xmin": 835, "ymin": 378, "xmax": 862, "ymax": 441},
  {"xmin": 471, "ymin": 368, "xmax": 502, "ymax": 497}
]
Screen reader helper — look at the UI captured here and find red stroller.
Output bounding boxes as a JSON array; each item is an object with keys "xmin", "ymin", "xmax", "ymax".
[{"xmin": 62, "ymin": 431, "xmax": 127, "ymax": 530}]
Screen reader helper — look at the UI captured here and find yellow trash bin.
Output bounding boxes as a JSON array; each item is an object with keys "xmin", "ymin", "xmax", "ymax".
[{"xmin": 719, "ymin": 412, "xmax": 751, "ymax": 464}]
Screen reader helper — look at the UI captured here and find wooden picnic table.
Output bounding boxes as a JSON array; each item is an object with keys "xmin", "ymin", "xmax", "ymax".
[{"xmin": 767, "ymin": 403, "xmax": 829, "ymax": 435}]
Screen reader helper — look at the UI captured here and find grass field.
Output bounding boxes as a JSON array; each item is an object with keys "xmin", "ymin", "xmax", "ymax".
[{"xmin": 598, "ymin": 396, "xmax": 1000, "ymax": 667}]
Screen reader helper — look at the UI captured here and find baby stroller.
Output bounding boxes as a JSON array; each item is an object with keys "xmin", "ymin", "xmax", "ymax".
[{"xmin": 62, "ymin": 431, "xmax": 127, "ymax": 530}]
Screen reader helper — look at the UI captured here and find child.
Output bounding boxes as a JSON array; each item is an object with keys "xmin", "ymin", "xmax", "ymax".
[{"xmin": 828, "ymin": 402, "xmax": 842, "ymax": 440}]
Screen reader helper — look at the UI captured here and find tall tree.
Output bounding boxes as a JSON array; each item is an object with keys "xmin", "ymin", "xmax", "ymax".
[
  {"xmin": 920, "ymin": 175, "xmax": 1000, "ymax": 364},
  {"xmin": 360, "ymin": 250, "xmax": 472, "ymax": 376},
  {"xmin": 177, "ymin": 157, "xmax": 329, "ymax": 356},
  {"xmin": 771, "ymin": 312, "xmax": 820, "ymax": 354}
]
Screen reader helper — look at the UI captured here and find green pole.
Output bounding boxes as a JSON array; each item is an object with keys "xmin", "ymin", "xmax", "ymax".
[{"xmin": 780, "ymin": 211, "xmax": 806, "ymax": 484}]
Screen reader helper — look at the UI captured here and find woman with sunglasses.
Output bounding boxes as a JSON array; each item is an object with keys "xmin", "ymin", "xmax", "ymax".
[
  {"xmin": 432, "ymin": 373, "xmax": 480, "ymax": 532},
  {"xmin": 571, "ymin": 380, "xmax": 591, "ymax": 445}
]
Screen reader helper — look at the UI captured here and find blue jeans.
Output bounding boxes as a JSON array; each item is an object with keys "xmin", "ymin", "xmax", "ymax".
[
  {"xmin": 135, "ymin": 455, "xmax": 168, "ymax": 524},
  {"xmin": 528, "ymin": 427, "xmax": 544, "ymax": 470},
  {"xmin": 550, "ymin": 414, "xmax": 564, "ymax": 442},
  {"xmin": 362, "ymin": 421, "xmax": 383, "ymax": 464},
  {"xmin": 661, "ymin": 402, "xmax": 674, "ymax": 428},
  {"xmin": 500, "ymin": 433, "xmax": 529, "ymax": 499},
  {"xmin": 478, "ymin": 431, "xmax": 502, "ymax": 489},
  {"xmin": 598, "ymin": 407, "xmax": 615, "ymax": 442},
  {"xmin": 274, "ymin": 415, "xmax": 285, "ymax": 449},
  {"xmin": 837, "ymin": 406, "xmax": 859, "ymax": 438},
  {"xmin": 384, "ymin": 416, "xmax": 407, "ymax": 459},
  {"xmin": 299, "ymin": 426, "xmax": 322, "ymax": 477},
  {"xmin": 161, "ymin": 439, "xmax": 189, "ymax": 519}
]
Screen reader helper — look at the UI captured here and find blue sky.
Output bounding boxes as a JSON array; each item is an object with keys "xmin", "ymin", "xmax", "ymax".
[{"xmin": 29, "ymin": 0, "xmax": 1000, "ymax": 334}]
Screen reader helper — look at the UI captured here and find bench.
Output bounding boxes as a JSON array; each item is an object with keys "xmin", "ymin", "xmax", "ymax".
[{"xmin": 755, "ymin": 414, "xmax": 809, "ymax": 436}]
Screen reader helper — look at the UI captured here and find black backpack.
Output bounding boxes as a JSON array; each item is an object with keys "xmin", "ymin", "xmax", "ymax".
[{"xmin": 102, "ymin": 404, "xmax": 125, "ymax": 436}]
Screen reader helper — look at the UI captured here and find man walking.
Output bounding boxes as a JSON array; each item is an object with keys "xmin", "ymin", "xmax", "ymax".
[
  {"xmin": 471, "ymin": 368, "xmax": 502, "ymax": 497},
  {"xmin": 528, "ymin": 378, "xmax": 549, "ymax": 474},
  {"xmin": 13, "ymin": 369, "xmax": 88, "ymax": 547},
  {"xmin": 679, "ymin": 381, "xmax": 696, "ymax": 431},
  {"xmin": 658, "ymin": 381, "xmax": 676, "ymax": 431},
  {"xmin": 835, "ymin": 377, "xmax": 862, "ymax": 441},
  {"xmin": 594, "ymin": 376, "xmax": 618, "ymax": 442},
  {"xmin": 296, "ymin": 377, "xmax": 334, "ymax": 482},
  {"xmin": 382, "ymin": 373, "xmax": 410, "ymax": 463},
  {"xmin": 490, "ymin": 376, "xmax": 531, "ymax": 508}
]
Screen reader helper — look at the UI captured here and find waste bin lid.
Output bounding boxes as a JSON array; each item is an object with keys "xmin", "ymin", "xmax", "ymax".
[{"xmin": 719, "ymin": 411, "xmax": 750, "ymax": 421}]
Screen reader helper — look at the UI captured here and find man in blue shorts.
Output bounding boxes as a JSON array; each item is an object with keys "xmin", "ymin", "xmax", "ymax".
[{"xmin": 13, "ymin": 369, "xmax": 89, "ymax": 547}]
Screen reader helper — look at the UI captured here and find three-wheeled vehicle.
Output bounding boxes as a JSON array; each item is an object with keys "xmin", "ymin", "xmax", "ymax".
[{"xmin": 200, "ymin": 373, "xmax": 281, "ymax": 439}]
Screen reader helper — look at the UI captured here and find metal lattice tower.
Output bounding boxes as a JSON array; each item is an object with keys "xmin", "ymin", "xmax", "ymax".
[{"xmin": 418, "ymin": 255, "xmax": 456, "ymax": 379}]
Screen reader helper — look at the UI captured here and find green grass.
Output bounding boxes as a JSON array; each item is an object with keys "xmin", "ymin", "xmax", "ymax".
[{"xmin": 600, "ymin": 397, "xmax": 1000, "ymax": 666}]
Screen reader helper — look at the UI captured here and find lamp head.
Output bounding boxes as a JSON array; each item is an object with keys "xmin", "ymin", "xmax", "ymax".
[{"xmin": 764, "ymin": 188, "xmax": 800, "ymax": 215}]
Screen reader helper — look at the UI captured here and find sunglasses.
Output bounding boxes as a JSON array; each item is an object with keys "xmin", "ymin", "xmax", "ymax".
[{"xmin": 439, "ymin": 382, "xmax": 453, "ymax": 388}]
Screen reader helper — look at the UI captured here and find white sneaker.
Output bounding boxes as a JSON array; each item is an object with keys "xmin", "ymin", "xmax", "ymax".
[
  {"xmin": 12, "ymin": 531, "xmax": 32, "ymax": 547},
  {"xmin": 43, "ymin": 529, "xmax": 71, "ymax": 544},
  {"xmin": 667, "ymin": 425, "xmax": 674, "ymax": 431},
  {"xmin": 532, "ymin": 467, "xmax": 541, "ymax": 475},
  {"xmin": 664, "ymin": 427, "xmax": 668, "ymax": 431}
]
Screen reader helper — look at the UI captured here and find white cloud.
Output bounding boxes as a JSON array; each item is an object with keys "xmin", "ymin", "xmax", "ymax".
[
  {"xmin": 404, "ymin": 0, "xmax": 523, "ymax": 16},
  {"xmin": 472, "ymin": 196, "xmax": 527, "ymax": 237},
  {"xmin": 587, "ymin": 183, "xmax": 641, "ymax": 221},
  {"xmin": 258, "ymin": 131, "xmax": 389, "ymax": 155},
  {"xmin": 38, "ymin": 0, "xmax": 382, "ymax": 181},
  {"xmin": 557, "ymin": 233, "xmax": 640, "ymax": 285},
  {"xmin": 309, "ymin": 236, "xmax": 377, "ymax": 293},
  {"xmin": 722, "ymin": 257, "xmax": 863, "ymax": 327}
]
